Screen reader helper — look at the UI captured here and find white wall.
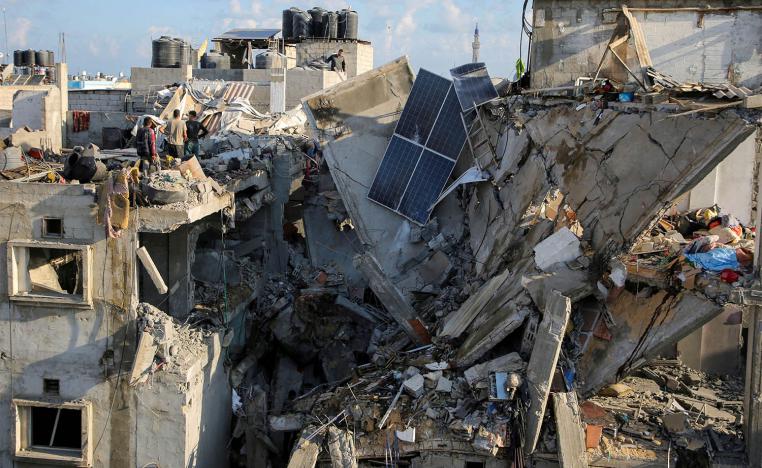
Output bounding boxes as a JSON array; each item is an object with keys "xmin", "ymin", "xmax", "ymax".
[{"xmin": 687, "ymin": 132, "xmax": 756, "ymax": 224}]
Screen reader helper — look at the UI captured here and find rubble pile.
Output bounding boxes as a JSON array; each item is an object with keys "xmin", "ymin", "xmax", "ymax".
[{"xmin": 581, "ymin": 361, "xmax": 744, "ymax": 466}]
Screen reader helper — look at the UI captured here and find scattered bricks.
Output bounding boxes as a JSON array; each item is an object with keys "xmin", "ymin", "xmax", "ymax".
[
  {"xmin": 743, "ymin": 94, "xmax": 762, "ymax": 109},
  {"xmin": 585, "ymin": 424, "xmax": 603, "ymax": 449}
]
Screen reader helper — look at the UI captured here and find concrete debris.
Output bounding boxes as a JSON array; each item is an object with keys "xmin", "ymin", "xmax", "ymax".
[{"xmin": 10, "ymin": 10, "xmax": 762, "ymax": 467}]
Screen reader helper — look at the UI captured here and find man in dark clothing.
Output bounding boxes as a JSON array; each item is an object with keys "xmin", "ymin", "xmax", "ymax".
[
  {"xmin": 326, "ymin": 49, "xmax": 346, "ymax": 73},
  {"xmin": 184, "ymin": 110, "xmax": 208, "ymax": 159},
  {"xmin": 136, "ymin": 117, "xmax": 158, "ymax": 164}
]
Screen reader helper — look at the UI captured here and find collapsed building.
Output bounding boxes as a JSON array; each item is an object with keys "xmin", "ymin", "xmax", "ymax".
[{"xmin": 0, "ymin": 1, "xmax": 761, "ymax": 468}]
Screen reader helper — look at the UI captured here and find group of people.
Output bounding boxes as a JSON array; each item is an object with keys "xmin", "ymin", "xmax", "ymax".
[{"xmin": 136, "ymin": 109, "xmax": 209, "ymax": 165}]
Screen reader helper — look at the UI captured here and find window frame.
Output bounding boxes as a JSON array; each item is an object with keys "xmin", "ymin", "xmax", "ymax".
[
  {"xmin": 12, "ymin": 398, "xmax": 92, "ymax": 467},
  {"xmin": 7, "ymin": 241, "xmax": 93, "ymax": 308}
]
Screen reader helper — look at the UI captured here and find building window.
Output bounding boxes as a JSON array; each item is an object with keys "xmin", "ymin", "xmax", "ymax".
[
  {"xmin": 42, "ymin": 217, "xmax": 63, "ymax": 238},
  {"xmin": 13, "ymin": 399, "xmax": 92, "ymax": 466},
  {"xmin": 43, "ymin": 379, "xmax": 60, "ymax": 396},
  {"xmin": 7, "ymin": 241, "xmax": 92, "ymax": 307}
]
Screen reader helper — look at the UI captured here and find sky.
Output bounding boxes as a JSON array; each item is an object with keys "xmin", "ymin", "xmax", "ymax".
[{"xmin": 1, "ymin": 0, "xmax": 529, "ymax": 79}]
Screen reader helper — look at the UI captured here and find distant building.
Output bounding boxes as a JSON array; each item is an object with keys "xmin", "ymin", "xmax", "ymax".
[{"xmin": 472, "ymin": 23, "xmax": 480, "ymax": 63}]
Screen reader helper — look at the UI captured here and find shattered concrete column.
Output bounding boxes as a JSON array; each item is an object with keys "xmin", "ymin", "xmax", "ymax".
[
  {"xmin": 745, "ymin": 132, "xmax": 762, "ymax": 468},
  {"xmin": 552, "ymin": 392, "xmax": 589, "ymax": 468},
  {"xmin": 353, "ymin": 253, "xmax": 426, "ymax": 344},
  {"xmin": 245, "ymin": 386, "xmax": 271, "ymax": 468},
  {"xmin": 524, "ymin": 290, "xmax": 571, "ymax": 455},
  {"xmin": 326, "ymin": 426, "xmax": 358, "ymax": 468}
]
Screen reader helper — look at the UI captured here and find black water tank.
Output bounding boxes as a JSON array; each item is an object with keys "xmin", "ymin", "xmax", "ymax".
[
  {"xmin": 322, "ymin": 11, "xmax": 338, "ymax": 39},
  {"xmin": 21, "ymin": 49, "xmax": 35, "ymax": 67},
  {"xmin": 338, "ymin": 9, "xmax": 358, "ymax": 39},
  {"xmin": 282, "ymin": 8, "xmax": 295, "ymax": 39},
  {"xmin": 309, "ymin": 7, "xmax": 326, "ymax": 37},
  {"xmin": 292, "ymin": 9, "xmax": 311, "ymax": 38},
  {"xmin": 152, "ymin": 36, "xmax": 190, "ymax": 68},
  {"xmin": 35, "ymin": 50, "xmax": 54, "ymax": 67},
  {"xmin": 201, "ymin": 52, "xmax": 231, "ymax": 69},
  {"xmin": 13, "ymin": 50, "xmax": 21, "ymax": 67}
]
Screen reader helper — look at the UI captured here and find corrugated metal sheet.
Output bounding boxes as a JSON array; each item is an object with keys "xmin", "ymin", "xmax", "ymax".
[{"xmin": 221, "ymin": 82, "xmax": 257, "ymax": 102}]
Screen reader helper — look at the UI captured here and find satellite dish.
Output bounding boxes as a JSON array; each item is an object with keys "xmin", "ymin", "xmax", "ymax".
[{"xmin": 0, "ymin": 52, "xmax": 5, "ymax": 59}]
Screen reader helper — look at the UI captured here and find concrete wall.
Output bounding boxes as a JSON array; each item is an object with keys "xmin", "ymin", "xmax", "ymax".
[
  {"xmin": 66, "ymin": 110, "xmax": 133, "ymax": 148},
  {"xmin": 531, "ymin": 0, "xmax": 762, "ymax": 88},
  {"xmin": 294, "ymin": 40, "xmax": 374, "ymax": 78},
  {"xmin": 287, "ymin": 69, "xmax": 342, "ymax": 109},
  {"xmin": 69, "ymin": 89, "xmax": 129, "ymax": 112},
  {"xmin": 682, "ymin": 132, "xmax": 757, "ymax": 224},
  {"xmin": 0, "ymin": 182, "xmax": 230, "ymax": 467},
  {"xmin": 130, "ymin": 65, "xmax": 193, "ymax": 95},
  {"xmin": 0, "ymin": 182, "xmax": 136, "ymax": 467},
  {"xmin": 0, "ymin": 85, "xmax": 63, "ymax": 152}
]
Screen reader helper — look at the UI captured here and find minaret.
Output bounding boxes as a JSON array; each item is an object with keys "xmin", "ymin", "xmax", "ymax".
[{"xmin": 472, "ymin": 23, "xmax": 480, "ymax": 63}]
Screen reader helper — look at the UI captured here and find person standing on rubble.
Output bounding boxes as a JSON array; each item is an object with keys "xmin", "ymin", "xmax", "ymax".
[
  {"xmin": 326, "ymin": 49, "xmax": 346, "ymax": 73},
  {"xmin": 184, "ymin": 111, "xmax": 208, "ymax": 159},
  {"xmin": 165, "ymin": 109, "xmax": 187, "ymax": 160},
  {"xmin": 136, "ymin": 117, "xmax": 158, "ymax": 167}
]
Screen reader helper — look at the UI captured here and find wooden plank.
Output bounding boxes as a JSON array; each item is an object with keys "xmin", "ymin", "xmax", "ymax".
[
  {"xmin": 608, "ymin": 45, "xmax": 648, "ymax": 91},
  {"xmin": 553, "ymin": 392, "xmax": 589, "ymax": 468},
  {"xmin": 137, "ymin": 246, "xmax": 169, "ymax": 294},
  {"xmin": 621, "ymin": 5, "xmax": 653, "ymax": 67}
]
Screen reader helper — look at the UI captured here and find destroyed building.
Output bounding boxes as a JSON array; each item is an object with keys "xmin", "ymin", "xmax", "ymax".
[{"xmin": 1, "ymin": 1, "xmax": 762, "ymax": 468}]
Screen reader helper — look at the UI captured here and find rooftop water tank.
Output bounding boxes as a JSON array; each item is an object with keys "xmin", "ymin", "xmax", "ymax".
[
  {"xmin": 200, "ymin": 51, "xmax": 231, "ymax": 69},
  {"xmin": 309, "ymin": 7, "xmax": 326, "ymax": 37},
  {"xmin": 35, "ymin": 50, "xmax": 54, "ymax": 67},
  {"xmin": 282, "ymin": 8, "xmax": 296, "ymax": 39},
  {"xmin": 13, "ymin": 50, "xmax": 21, "ymax": 67},
  {"xmin": 292, "ymin": 9, "xmax": 312, "ymax": 39},
  {"xmin": 338, "ymin": 9, "xmax": 358, "ymax": 39},
  {"xmin": 322, "ymin": 11, "xmax": 339, "ymax": 39},
  {"xmin": 255, "ymin": 51, "xmax": 286, "ymax": 69},
  {"xmin": 21, "ymin": 49, "xmax": 35, "ymax": 67},
  {"xmin": 151, "ymin": 36, "xmax": 190, "ymax": 68}
]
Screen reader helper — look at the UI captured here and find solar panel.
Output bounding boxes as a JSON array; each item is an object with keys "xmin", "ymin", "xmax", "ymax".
[
  {"xmin": 426, "ymin": 87, "xmax": 467, "ymax": 161},
  {"xmin": 450, "ymin": 62, "xmax": 498, "ymax": 112},
  {"xmin": 398, "ymin": 150, "xmax": 456, "ymax": 223},
  {"xmin": 367, "ymin": 135, "xmax": 423, "ymax": 210},
  {"xmin": 368, "ymin": 68, "xmax": 468, "ymax": 225},
  {"xmin": 395, "ymin": 69, "xmax": 452, "ymax": 144}
]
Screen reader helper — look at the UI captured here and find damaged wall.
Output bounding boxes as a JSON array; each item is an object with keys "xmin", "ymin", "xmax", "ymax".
[
  {"xmin": 531, "ymin": 0, "xmax": 762, "ymax": 89},
  {"xmin": 0, "ymin": 182, "xmax": 136, "ymax": 466}
]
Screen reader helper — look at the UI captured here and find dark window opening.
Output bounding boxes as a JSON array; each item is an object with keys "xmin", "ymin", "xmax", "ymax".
[
  {"xmin": 42, "ymin": 218, "xmax": 63, "ymax": 238},
  {"xmin": 30, "ymin": 407, "xmax": 81, "ymax": 450},
  {"xmin": 465, "ymin": 462, "xmax": 486, "ymax": 468},
  {"xmin": 26, "ymin": 248, "xmax": 83, "ymax": 296},
  {"xmin": 43, "ymin": 379, "xmax": 60, "ymax": 396}
]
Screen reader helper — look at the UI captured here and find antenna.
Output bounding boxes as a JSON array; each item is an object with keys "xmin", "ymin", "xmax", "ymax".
[{"xmin": 3, "ymin": 9, "xmax": 7, "ymax": 65}]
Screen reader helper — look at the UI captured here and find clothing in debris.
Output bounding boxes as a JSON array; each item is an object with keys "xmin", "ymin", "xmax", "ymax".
[
  {"xmin": 136, "ymin": 126, "xmax": 157, "ymax": 161},
  {"xmin": 326, "ymin": 53, "xmax": 346, "ymax": 72},
  {"xmin": 72, "ymin": 111, "xmax": 90, "ymax": 132}
]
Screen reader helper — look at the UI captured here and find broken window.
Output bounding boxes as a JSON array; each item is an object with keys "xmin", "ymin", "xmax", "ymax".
[
  {"xmin": 8, "ymin": 241, "xmax": 92, "ymax": 306},
  {"xmin": 13, "ymin": 399, "xmax": 91, "ymax": 465}
]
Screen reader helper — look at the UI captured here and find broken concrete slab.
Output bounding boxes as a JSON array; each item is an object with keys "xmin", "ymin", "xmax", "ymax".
[
  {"xmin": 521, "ymin": 267, "xmax": 593, "ymax": 310},
  {"xmin": 533, "ymin": 227, "xmax": 581, "ymax": 272},
  {"xmin": 403, "ymin": 373, "xmax": 425, "ymax": 398},
  {"xmin": 577, "ymin": 290, "xmax": 723, "ymax": 397},
  {"xmin": 137, "ymin": 246, "xmax": 169, "ymax": 295},
  {"xmin": 525, "ymin": 291, "xmax": 572, "ymax": 455},
  {"xmin": 464, "ymin": 352, "xmax": 526, "ymax": 389},
  {"xmin": 552, "ymin": 392, "xmax": 589, "ymax": 468},
  {"xmin": 353, "ymin": 253, "xmax": 425, "ymax": 344}
]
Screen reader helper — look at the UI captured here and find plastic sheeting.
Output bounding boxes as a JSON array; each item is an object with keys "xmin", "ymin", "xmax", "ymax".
[{"xmin": 685, "ymin": 247, "xmax": 739, "ymax": 271}]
